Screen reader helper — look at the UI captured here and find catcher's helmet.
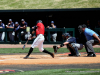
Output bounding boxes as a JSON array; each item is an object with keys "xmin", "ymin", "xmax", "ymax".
[
  {"xmin": 62, "ymin": 33, "xmax": 71, "ymax": 37},
  {"xmin": 62, "ymin": 33, "xmax": 71, "ymax": 40},
  {"xmin": 36, "ymin": 20, "xmax": 42, "ymax": 24}
]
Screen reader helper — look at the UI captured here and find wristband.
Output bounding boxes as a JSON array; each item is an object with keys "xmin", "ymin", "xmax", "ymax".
[{"xmin": 60, "ymin": 44, "xmax": 64, "ymax": 47}]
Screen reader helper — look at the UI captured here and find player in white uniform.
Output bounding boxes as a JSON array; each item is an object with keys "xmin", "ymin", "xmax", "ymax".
[{"xmin": 24, "ymin": 20, "xmax": 54, "ymax": 59}]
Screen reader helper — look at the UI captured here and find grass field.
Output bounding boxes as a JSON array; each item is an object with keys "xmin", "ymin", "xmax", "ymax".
[
  {"xmin": 2, "ymin": 68, "xmax": 100, "ymax": 75},
  {"xmin": 0, "ymin": 0, "xmax": 100, "ymax": 9},
  {"xmin": 0, "ymin": 48, "xmax": 100, "ymax": 54}
]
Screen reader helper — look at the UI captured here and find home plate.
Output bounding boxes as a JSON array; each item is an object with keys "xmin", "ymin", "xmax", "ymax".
[{"xmin": 59, "ymin": 57, "xmax": 68, "ymax": 59}]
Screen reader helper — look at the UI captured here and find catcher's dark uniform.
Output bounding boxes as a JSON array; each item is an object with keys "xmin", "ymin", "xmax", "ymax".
[{"xmin": 53, "ymin": 37, "xmax": 83, "ymax": 56}]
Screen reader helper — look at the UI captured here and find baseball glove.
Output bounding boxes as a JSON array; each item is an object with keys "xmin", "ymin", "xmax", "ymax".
[{"xmin": 53, "ymin": 46, "xmax": 58, "ymax": 53}]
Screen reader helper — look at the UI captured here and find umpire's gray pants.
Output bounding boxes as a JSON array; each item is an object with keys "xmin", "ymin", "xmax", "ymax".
[{"xmin": 85, "ymin": 40, "xmax": 98, "ymax": 53}]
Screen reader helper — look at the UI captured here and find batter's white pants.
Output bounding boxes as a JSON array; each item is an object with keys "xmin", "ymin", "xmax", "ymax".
[{"xmin": 31, "ymin": 34, "xmax": 44, "ymax": 52}]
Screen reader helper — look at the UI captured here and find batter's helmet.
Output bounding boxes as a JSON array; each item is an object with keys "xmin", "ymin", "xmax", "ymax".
[{"xmin": 36, "ymin": 20, "xmax": 42, "ymax": 24}]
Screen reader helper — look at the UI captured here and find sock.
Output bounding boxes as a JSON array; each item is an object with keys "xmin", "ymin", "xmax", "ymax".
[
  {"xmin": 43, "ymin": 49, "xmax": 52, "ymax": 55},
  {"xmin": 27, "ymin": 47, "xmax": 33, "ymax": 56}
]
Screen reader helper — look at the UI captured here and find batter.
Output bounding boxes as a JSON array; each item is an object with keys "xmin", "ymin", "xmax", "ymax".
[{"xmin": 24, "ymin": 20, "xmax": 54, "ymax": 59}]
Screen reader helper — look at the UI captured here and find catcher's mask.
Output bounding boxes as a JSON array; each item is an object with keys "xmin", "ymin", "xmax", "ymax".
[
  {"xmin": 78, "ymin": 24, "xmax": 87, "ymax": 34},
  {"xmin": 62, "ymin": 33, "xmax": 71, "ymax": 40}
]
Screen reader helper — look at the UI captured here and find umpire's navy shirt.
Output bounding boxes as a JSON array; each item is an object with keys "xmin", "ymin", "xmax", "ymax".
[{"xmin": 84, "ymin": 28, "xmax": 99, "ymax": 41}]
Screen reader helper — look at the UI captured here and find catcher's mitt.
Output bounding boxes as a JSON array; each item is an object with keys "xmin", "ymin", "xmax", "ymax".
[{"xmin": 53, "ymin": 46, "xmax": 58, "ymax": 53}]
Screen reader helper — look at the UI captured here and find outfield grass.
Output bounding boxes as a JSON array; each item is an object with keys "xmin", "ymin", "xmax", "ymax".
[
  {"xmin": 2, "ymin": 68, "xmax": 100, "ymax": 75},
  {"xmin": 0, "ymin": 48, "xmax": 100, "ymax": 54},
  {"xmin": 0, "ymin": 0, "xmax": 100, "ymax": 9}
]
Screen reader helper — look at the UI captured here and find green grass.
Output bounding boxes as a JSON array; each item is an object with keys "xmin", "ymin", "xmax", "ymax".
[
  {"xmin": 2, "ymin": 68, "xmax": 100, "ymax": 75},
  {"xmin": 0, "ymin": 0, "xmax": 100, "ymax": 9},
  {"xmin": 0, "ymin": 48, "xmax": 100, "ymax": 54}
]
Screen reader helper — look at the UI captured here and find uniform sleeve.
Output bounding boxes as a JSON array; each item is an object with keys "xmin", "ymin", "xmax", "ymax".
[
  {"xmin": 12, "ymin": 22, "xmax": 14, "ymax": 27},
  {"xmin": 54, "ymin": 25, "xmax": 57, "ymax": 28},
  {"xmin": 16, "ymin": 25, "xmax": 20, "ymax": 31},
  {"xmin": 67, "ymin": 38, "xmax": 76, "ymax": 43},
  {"xmin": 25, "ymin": 22, "xmax": 28, "ymax": 27},
  {"xmin": 2, "ymin": 23, "xmax": 5, "ymax": 28}
]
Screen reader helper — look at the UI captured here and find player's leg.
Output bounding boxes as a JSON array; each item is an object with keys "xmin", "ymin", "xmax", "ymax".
[
  {"xmin": 38, "ymin": 35, "xmax": 54, "ymax": 58},
  {"xmin": 0, "ymin": 33, "xmax": 2, "ymax": 41},
  {"xmin": 24, "ymin": 35, "xmax": 40, "ymax": 59},
  {"xmin": 85, "ymin": 40, "xmax": 96, "ymax": 57},
  {"xmin": 52, "ymin": 33, "xmax": 57, "ymax": 42},
  {"xmin": 24, "ymin": 47, "xmax": 33, "ymax": 59},
  {"xmin": 70, "ymin": 43, "xmax": 81, "ymax": 56},
  {"xmin": 67, "ymin": 44, "xmax": 76, "ymax": 56}
]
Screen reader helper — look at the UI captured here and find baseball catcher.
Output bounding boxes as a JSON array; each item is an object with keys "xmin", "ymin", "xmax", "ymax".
[{"xmin": 53, "ymin": 33, "xmax": 84, "ymax": 56}]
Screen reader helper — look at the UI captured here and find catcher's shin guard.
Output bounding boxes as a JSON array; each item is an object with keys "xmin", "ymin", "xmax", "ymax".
[
  {"xmin": 67, "ymin": 44, "xmax": 76, "ymax": 55},
  {"xmin": 70, "ymin": 43, "xmax": 80, "ymax": 56}
]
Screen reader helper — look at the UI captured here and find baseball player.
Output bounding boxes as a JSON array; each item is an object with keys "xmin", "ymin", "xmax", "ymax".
[
  {"xmin": 53, "ymin": 33, "xmax": 84, "ymax": 56},
  {"xmin": 0, "ymin": 20, "xmax": 5, "ymax": 41},
  {"xmin": 46, "ymin": 21, "xmax": 57, "ymax": 42},
  {"xmin": 78, "ymin": 24, "xmax": 100, "ymax": 57},
  {"xmin": 14, "ymin": 22, "xmax": 20, "ymax": 42},
  {"xmin": 6, "ymin": 19, "xmax": 15, "ymax": 42},
  {"xmin": 24, "ymin": 20, "xmax": 54, "ymax": 59},
  {"xmin": 20, "ymin": 19, "xmax": 29, "ymax": 40}
]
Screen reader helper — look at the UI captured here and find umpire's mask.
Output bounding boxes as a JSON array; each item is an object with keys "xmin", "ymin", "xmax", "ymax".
[
  {"xmin": 78, "ymin": 25, "xmax": 83, "ymax": 34},
  {"xmin": 78, "ymin": 24, "xmax": 87, "ymax": 34}
]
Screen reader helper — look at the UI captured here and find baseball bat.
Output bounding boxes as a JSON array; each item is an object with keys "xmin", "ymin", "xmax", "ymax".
[{"xmin": 22, "ymin": 40, "xmax": 29, "ymax": 50}]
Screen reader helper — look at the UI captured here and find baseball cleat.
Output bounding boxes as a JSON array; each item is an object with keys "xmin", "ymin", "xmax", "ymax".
[
  {"xmin": 68, "ymin": 54, "xmax": 75, "ymax": 56},
  {"xmin": 24, "ymin": 56, "xmax": 29, "ymax": 59},
  {"xmin": 76, "ymin": 53, "xmax": 81, "ymax": 57},
  {"xmin": 51, "ymin": 53, "xmax": 54, "ymax": 58}
]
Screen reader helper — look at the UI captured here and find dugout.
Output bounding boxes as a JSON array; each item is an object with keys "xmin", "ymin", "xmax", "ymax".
[{"xmin": 0, "ymin": 8, "xmax": 100, "ymax": 44}]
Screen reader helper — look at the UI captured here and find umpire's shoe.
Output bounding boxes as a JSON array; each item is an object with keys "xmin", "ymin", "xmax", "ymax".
[
  {"xmin": 87, "ymin": 53, "xmax": 96, "ymax": 57},
  {"xmin": 24, "ymin": 55, "xmax": 29, "ymax": 59}
]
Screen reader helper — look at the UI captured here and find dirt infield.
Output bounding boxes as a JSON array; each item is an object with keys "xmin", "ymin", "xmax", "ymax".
[
  {"xmin": 0, "ymin": 44, "xmax": 100, "ymax": 48},
  {"xmin": 0, "ymin": 44, "xmax": 100, "ymax": 65},
  {"xmin": 0, "ymin": 53, "xmax": 100, "ymax": 65}
]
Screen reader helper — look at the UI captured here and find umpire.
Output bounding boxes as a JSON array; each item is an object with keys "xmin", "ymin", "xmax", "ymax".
[{"xmin": 78, "ymin": 24, "xmax": 100, "ymax": 57}]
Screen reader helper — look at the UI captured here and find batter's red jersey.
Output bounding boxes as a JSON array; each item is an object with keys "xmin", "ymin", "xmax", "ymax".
[{"xmin": 36, "ymin": 23, "xmax": 45, "ymax": 36}]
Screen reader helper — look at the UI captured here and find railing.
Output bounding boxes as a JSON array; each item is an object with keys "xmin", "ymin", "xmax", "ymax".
[{"xmin": 0, "ymin": 28, "xmax": 75, "ymax": 44}]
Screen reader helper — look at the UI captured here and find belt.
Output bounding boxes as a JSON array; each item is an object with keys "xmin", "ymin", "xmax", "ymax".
[{"xmin": 37, "ymin": 34, "xmax": 44, "ymax": 36}]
